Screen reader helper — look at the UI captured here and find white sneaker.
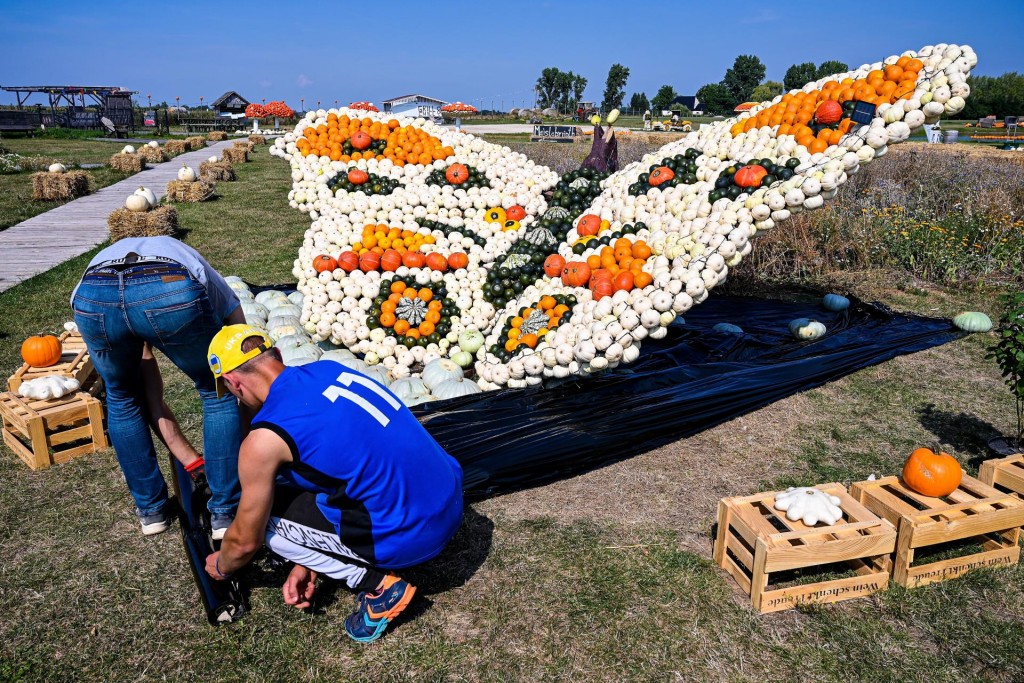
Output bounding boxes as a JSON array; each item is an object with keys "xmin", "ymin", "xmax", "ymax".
[
  {"xmin": 136, "ymin": 507, "xmax": 170, "ymax": 536},
  {"xmin": 211, "ymin": 514, "xmax": 233, "ymax": 541}
]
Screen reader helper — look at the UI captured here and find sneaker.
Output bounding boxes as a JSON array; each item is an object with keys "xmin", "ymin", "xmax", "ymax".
[
  {"xmin": 211, "ymin": 514, "xmax": 233, "ymax": 541},
  {"xmin": 136, "ymin": 507, "xmax": 170, "ymax": 536},
  {"xmin": 344, "ymin": 575, "xmax": 417, "ymax": 643}
]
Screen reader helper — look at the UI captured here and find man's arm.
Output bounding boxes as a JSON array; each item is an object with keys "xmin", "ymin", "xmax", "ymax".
[{"xmin": 205, "ymin": 429, "xmax": 290, "ymax": 578}]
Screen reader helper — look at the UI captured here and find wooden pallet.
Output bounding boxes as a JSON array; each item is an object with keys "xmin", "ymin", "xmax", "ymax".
[
  {"xmin": 979, "ymin": 454, "xmax": 1024, "ymax": 497},
  {"xmin": 850, "ymin": 475, "xmax": 1024, "ymax": 588},
  {"xmin": 0, "ymin": 390, "xmax": 107, "ymax": 470},
  {"xmin": 7, "ymin": 331, "xmax": 96, "ymax": 393},
  {"xmin": 713, "ymin": 483, "xmax": 897, "ymax": 613}
]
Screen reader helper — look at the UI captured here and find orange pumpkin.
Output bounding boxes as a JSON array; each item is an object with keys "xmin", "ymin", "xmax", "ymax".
[
  {"xmin": 447, "ymin": 252, "xmax": 469, "ymax": 270},
  {"xmin": 577, "ymin": 214, "xmax": 602, "ymax": 237},
  {"xmin": 312, "ymin": 254, "xmax": 338, "ymax": 273},
  {"xmin": 613, "ymin": 270, "xmax": 635, "ymax": 292},
  {"xmin": 543, "ymin": 254, "xmax": 565, "ymax": 278},
  {"xmin": 560, "ymin": 261, "xmax": 591, "ymax": 287},
  {"xmin": 380, "ymin": 249, "xmax": 402, "ymax": 272},
  {"xmin": 338, "ymin": 251, "xmax": 360, "ymax": 272},
  {"xmin": 445, "ymin": 163, "xmax": 469, "ymax": 184},
  {"xmin": 733, "ymin": 165, "xmax": 769, "ymax": 188},
  {"xmin": 649, "ymin": 166, "xmax": 675, "ymax": 187},
  {"xmin": 351, "ymin": 131, "xmax": 372, "ymax": 151},
  {"xmin": 358, "ymin": 251, "xmax": 381, "ymax": 272},
  {"xmin": 815, "ymin": 100, "xmax": 844, "ymax": 125},
  {"xmin": 506, "ymin": 205, "xmax": 526, "ymax": 221},
  {"xmin": 22, "ymin": 334, "xmax": 62, "ymax": 368},
  {"xmin": 591, "ymin": 278, "xmax": 614, "ymax": 300},
  {"xmin": 589, "ymin": 268, "xmax": 612, "ymax": 290},
  {"xmin": 347, "ymin": 169, "xmax": 369, "ymax": 185},
  {"xmin": 402, "ymin": 251, "xmax": 426, "ymax": 268},
  {"xmin": 901, "ymin": 447, "xmax": 962, "ymax": 497},
  {"xmin": 425, "ymin": 252, "xmax": 449, "ymax": 272}
]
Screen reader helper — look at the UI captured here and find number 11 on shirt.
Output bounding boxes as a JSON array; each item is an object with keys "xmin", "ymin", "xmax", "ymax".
[{"xmin": 322, "ymin": 371, "xmax": 401, "ymax": 427}]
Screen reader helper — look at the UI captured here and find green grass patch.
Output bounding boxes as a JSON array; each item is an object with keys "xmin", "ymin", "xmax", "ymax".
[{"xmin": 0, "ymin": 167, "xmax": 131, "ymax": 231}]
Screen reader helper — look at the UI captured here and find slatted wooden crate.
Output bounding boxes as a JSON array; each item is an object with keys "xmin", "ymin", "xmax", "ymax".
[
  {"xmin": 979, "ymin": 454, "xmax": 1024, "ymax": 497},
  {"xmin": 0, "ymin": 391, "xmax": 108, "ymax": 470},
  {"xmin": 850, "ymin": 475, "xmax": 1024, "ymax": 588},
  {"xmin": 8, "ymin": 331, "xmax": 96, "ymax": 393},
  {"xmin": 713, "ymin": 483, "xmax": 897, "ymax": 613}
]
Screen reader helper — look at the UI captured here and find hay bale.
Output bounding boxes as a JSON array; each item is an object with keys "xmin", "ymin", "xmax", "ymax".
[
  {"xmin": 207, "ymin": 131, "xmax": 228, "ymax": 142},
  {"xmin": 108, "ymin": 206, "xmax": 178, "ymax": 241},
  {"xmin": 248, "ymin": 134, "xmax": 266, "ymax": 145},
  {"xmin": 185, "ymin": 136, "xmax": 207, "ymax": 151},
  {"xmin": 164, "ymin": 140, "xmax": 187, "ymax": 155},
  {"xmin": 136, "ymin": 146, "xmax": 166, "ymax": 164},
  {"xmin": 31, "ymin": 171, "xmax": 89, "ymax": 201},
  {"xmin": 165, "ymin": 179, "xmax": 215, "ymax": 203},
  {"xmin": 200, "ymin": 161, "xmax": 236, "ymax": 182},
  {"xmin": 222, "ymin": 147, "xmax": 248, "ymax": 164},
  {"xmin": 110, "ymin": 153, "xmax": 145, "ymax": 173},
  {"xmin": 232, "ymin": 140, "xmax": 255, "ymax": 153}
]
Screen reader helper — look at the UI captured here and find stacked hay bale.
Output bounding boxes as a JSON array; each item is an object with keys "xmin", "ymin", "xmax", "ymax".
[
  {"xmin": 207, "ymin": 131, "xmax": 228, "ymax": 142},
  {"xmin": 110, "ymin": 152, "xmax": 145, "ymax": 173},
  {"xmin": 165, "ymin": 179, "xmax": 215, "ymax": 202},
  {"xmin": 222, "ymin": 146, "xmax": 248, "ymax": 164},
  {"xmin": 233, "ymin": 140, "xmax": 255, "ymax": 153},
  {"xmin": 164, "ymin": 140, "xmax": 188, "ymax": 156},
  {"xmin": 136, "ymin": 145, "xmax": 166, "ymax": 163},
  {"xmin": 200, "ymin": 160, "xmax": 236, "ymax": 182},
  {"xmin": 248, "ymin": 134, "xmax": 266, "ymax": 145},
  {"xmin": 31, "ymin": 169, "xmax": 89, "ymax": 201},
  {"xmin": 185, "ymin": 136, "xmax": 207, "ymax": 151},
  {"xmin": 108, "ymin": 206, "xmax": 178, "ymax": 240}
]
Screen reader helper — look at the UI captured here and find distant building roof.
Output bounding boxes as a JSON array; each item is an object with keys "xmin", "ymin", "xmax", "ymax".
[
  {"xmin": 734, "ymin": 102, "xmax": 758, "ymax": 112},
  {"xmin": 212, "ymin": 91, "xmax": 249, "ymax": 109},
  {"xmin": 383, "ymin": 94, "xmax": 447, "ymax": 106}
]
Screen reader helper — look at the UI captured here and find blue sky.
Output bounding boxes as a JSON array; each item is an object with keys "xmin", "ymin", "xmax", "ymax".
[{"xmin": 1, "ymin": 0, "xmax": 1018, "ymax": 111}]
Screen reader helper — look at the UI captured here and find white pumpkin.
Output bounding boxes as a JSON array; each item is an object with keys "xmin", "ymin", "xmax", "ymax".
[
  {"xmin": 432, "ymin": 377, "xmax": 483, "ymax": 400},
  {"xmin": 390, "ymin": 377, "xmax": 430, "ymax": 402},
  {"xmin": 125, "ymin": 194, "xmax": 151, "ymax": 212},
  {"xmin": 788, "ymin": 318, "xmax": 827, "ymax": 340},
  {"xmin": 361, "ymin": 365, "xmax": 392, "ymax": 387},
  {"xmin": 321, "ymin": 349, "xmax": 357, "ymax": 363},
  {"xmin": 177, "ymin": 164, "xmax": 197, "ymax": 182},
  {"xmin": 122, "ymin": 145, "xmax": 136, "ymax": 154},
  {"xmin": 48, "ymin": 163, "xmax": 66, "ymax": 173},
  {"xmin": 134, "ymin": 186, "xmax": 158, "ymax": 207},
  {"xmin": 457, "ymin": 329, "xmax": 485, "ymax": 355},
  {"xmin": 208, "ymin": 155, "xmax": 219, "ymax": 163},
  {"xmin": 773, "ymin": 487, "xmax": 843, "ymax": 526},
  {"xmin": 18, "ymin": 376, "xmax": 80, "ymax": 400},
  {"xmin": 279, "ymin": 342, "xmax": 322, "ymax": 366},
  {"xmin": 421, "ymin": 358, "xmax": 464, "ymax": 391},
  {"xmin": 147, "ymin": 141, "xmax": 160, "ymax": 149},
  {"xmin": 450, "ymin": 350, "xmax": 474, "ymax": 368}
]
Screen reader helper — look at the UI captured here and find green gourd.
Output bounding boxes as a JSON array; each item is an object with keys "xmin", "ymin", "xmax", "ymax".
[
  {"xmin": 952, "ymin": 311, "xmax": 992, "ymax": 333},
  {"xmin": 822, "ymin": 294, "xmax": 850, "ymax": 312}
]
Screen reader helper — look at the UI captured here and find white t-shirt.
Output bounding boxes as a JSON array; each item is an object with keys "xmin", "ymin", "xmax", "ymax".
[{"xmin": 70, "ymin": 237, "xmax": 240, "ymax": 321}]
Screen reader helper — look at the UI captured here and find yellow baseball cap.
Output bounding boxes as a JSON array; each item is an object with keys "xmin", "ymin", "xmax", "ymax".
[{"xmin": 208, "ymin": 324, "xmax": 274, "ymax": 397}]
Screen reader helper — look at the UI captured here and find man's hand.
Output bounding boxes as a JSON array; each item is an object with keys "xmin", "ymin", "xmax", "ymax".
[
  {"xmin": 282, "ymin": 564, "xmax": 317, "ymax": 609},
  {"xmin": 205, "ymin": 550, "xmax": 229, "ymax": 580}
]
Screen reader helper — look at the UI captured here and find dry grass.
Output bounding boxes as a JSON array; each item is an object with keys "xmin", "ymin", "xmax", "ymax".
[
  {"xmin": 248, "ymin": 134, "xmax": 267, "ymax": 145},
  {"xmin": 200, "ymin": 161, "xmax": 236, "ymax": 182},
  {"xmin": 164, "ymin": 140, "xmax": 188, "ymax": 156},
  {"xmin": 107, "ymin": 206, "xmax": 178, "ymax": 241},
  {"xmin": 30, "ymin": 171, "xmax": 89, "ymax": 201},
  {"xmin": 222, "ymin": 147, "xmax": 248, "ymax": 164},
  {"xmin": 136, "ymin": 145, "xmax": 166, "ymax": 164},
  {"xmin": 109, "ymin": 153, "xmax": 145, "ymax": 174},
  {"xmin": 165, "ymin": 179, "xmax": 215, "ymax": 203},
  {"xmin": 184, "ymin": 136, "xmax": 207, "ymax": 151},
  {"xmin": 207, "ymin": 131, "xmax": 228, "ymax": 142}
]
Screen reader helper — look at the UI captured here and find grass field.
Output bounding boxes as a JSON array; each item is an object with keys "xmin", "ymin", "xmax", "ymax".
[{"xmin": 1, "ymin": 140, "xmax": 1023, "ymax": 682}]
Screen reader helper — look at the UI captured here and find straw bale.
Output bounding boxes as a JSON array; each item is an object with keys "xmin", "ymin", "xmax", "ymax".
[
  {"xmin": 200, "ymin": 161, "xmax": 236, "ymax": 182},
  {"xmin": 136, "ymin": 146, "xmax": 166, "ymax": 163},
  {"xmin": 110, "ymin": 153, "xmax": 145, "ymax": 173},
  {"xmin": 164, "ymin": 140, "xmax": 188, "ymax": 155},
  {"xmin": 222, "ymin": 147, "xmax": 248, "ymax": 164},
  {"xmin": 185, "ymin": 136, "xmax": 207, "ymax": 151},
  {"xmin": 232, "ymin": 140, "xmax": 255, "ymax": 153},
  {"xmin": 165, "ymin": 179, "xmax": 216, "ymax": 203},
  {"xmin": 108, "ymin": 206, "xmax": 178, "ymax": 241},
  {"xmin": 31, "ymin": 171, "xmax": 89, "ymax": 201},
  {"xmin": 248, "ymin": 134, "xmax": 266, "ymax": 145},
  {"xmin": 207, "ymin": 131, "xmax": 228, "ymax": 142}
]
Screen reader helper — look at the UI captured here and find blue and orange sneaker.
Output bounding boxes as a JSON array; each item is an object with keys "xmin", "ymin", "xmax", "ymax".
[{"xmin": 344, "ymin": 575, "xmax": 417, "ymax": 643}]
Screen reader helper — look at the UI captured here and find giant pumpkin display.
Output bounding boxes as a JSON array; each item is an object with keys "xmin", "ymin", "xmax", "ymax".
[{"xmin": 270, "ymin": 43, "xmax": 976, "ymax": 390}]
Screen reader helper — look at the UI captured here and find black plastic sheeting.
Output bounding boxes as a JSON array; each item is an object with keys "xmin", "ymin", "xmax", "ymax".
[{"xmin": 411, "ymin": 291, "xmax": 965, "ymax": 499}]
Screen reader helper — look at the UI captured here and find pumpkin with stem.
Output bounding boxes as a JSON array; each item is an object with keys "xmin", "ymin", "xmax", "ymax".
[
  {"xmin": 22, "ymin": 334, "xmax": 62, "ymax": 368},
  {"xmin": 902, "ymin": 447, "xmax": 962, "ymax": 497}
]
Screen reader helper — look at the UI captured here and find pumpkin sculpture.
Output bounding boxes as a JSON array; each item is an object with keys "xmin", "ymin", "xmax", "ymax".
[
  {"xmin": 22, "ymin": 334, "xmax": 63, "ymax": 368},
  {"xmin": 902, "ymin": 447, "xmax": 962, "ymax": 497},
  {"xmin": 271, "ymin": 42, "xmax": 976, "ymax": 390}
]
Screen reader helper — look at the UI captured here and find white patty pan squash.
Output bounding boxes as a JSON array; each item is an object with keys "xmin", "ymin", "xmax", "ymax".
[{"xmin": 773, "ymin": 487, "xmax": 844, "ymax": 526}]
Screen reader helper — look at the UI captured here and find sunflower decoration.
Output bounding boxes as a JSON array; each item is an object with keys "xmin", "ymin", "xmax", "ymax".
[
  {"xmin": 370, "ymin": 279, "xmax": 457, "ymax": 348},
  {"xmin": 492, "ymin": 295, "xmax": 575, "ymax": 359}
]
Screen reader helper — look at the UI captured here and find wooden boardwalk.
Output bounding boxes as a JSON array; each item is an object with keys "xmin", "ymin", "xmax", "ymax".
[{"xmin": 0, "ymin": 140, "xmax": 238, "ymax": 293}]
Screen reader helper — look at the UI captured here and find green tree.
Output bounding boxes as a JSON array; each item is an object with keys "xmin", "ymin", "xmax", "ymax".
[
  {"xmin": 784, "ymin": 62, "xmax": 818, "ymax": 90},
  {"xmin": 536, "ymin": 67, "xmax": 566, "ymax": 109},
  {"xmin": 601, "ymin": 64, "xmax": 630, "ymax": 113},
  {"xmin": 750, "ymin": 80, "xmax": 784, "ymax": 103},
  {"xmin": 695, "ymin": 82, "xmax": 734, "ymax": 116},
  {"xmin": 628, "ymin": 92, "xmax": 650, "ymax": 113},
  {"xmin": 960, "ymin": 72, "xmax": 1024, "ymax": 120},
  {"xmin": 723, "ymin": 55, "xmax": 766, "ymax": 104},
  {"xmin": 569, "ymin": 73, "xmax": 588, "ymax": 111},
  {"xmin": 817, "ymin": 60, "xmax": 849, "ymax": 78},
  {"xmin": 650, "ymin": 85, "xmax": 678, "ymax": 113}
]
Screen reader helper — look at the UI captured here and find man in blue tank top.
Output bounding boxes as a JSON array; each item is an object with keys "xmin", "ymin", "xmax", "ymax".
[{"xmin": 203, "ymin": 324, "xmax": 463, "ymax": 643}]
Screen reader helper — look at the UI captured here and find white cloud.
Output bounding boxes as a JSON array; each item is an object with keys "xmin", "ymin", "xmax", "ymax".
[{"xmin": 297, "ymin": 74, "xmax": 313, "ymax": 88}]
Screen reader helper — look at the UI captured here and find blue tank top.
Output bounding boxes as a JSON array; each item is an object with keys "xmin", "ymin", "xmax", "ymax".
[{"xmin": 251, "ymin": 361, "xmax": 463, "ymax": 568}]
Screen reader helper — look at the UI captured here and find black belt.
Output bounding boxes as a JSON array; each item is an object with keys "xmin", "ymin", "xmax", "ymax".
[{"xmin": 83, "ymin": 262, "xmax": 189, "ymax": 279}]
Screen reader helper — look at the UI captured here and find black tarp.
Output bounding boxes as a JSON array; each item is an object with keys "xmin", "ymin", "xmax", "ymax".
[{"xmin": 412, "ymin": 292, "xmax": 965, "ymax": 499}]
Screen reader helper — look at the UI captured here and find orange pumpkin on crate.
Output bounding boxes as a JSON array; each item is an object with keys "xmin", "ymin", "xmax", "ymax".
[
  {"xmin": 901, "ymin": 447, "xmax": 963, "ymax": 497},
  {"xmin": 21, "ymin": 334, "xmax": 62, "ymax": 368}
]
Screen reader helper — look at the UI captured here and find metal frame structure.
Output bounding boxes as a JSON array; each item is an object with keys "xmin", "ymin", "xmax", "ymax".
[{"xmin": 1, "ymin": 85, "xmax": 138, "ymax": 130}]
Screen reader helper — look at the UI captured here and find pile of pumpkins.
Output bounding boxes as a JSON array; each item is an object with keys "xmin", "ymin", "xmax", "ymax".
[
  {"xmin": 269, "ymin": 42, "xmax": 975, "ymax": 391},
  {"xmin": 124, "ymin": 186, "xmax": 158, "ymax": 212},
  {"xmin": 225, "ymin": 277, "xmax": 484, "ymax": 404}
]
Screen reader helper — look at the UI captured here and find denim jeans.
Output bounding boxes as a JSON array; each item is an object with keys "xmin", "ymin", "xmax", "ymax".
[{"xmin": 72, "ymin": 265, "xmax": 241, "ymax": 516}]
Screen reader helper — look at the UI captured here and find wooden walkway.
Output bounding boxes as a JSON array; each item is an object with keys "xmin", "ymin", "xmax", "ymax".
[{"xmin": 0, "ymin": 140, "xmax": 238, "ymax": 293}]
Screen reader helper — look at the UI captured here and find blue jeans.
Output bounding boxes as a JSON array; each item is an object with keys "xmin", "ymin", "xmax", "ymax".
[{"xmin": 72, "ymin": 266, "xmax": 241, "ymax": 516}]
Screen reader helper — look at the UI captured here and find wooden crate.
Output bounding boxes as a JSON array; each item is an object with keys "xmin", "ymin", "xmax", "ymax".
[
  {"xmin": 713, "ymin": 483, "xmax": 897, "ymax": 613},
  {"xmin": 8, "ymin": 331, "xmax": 96, "ymax": 393},
  {"xmin": 979, "ymin": 454, "xmax": 1024, "ymax": 497},
  {"xmin": 850, "ymin": 475, "xmax": 1024, "ymax": 588},
  {"xmin": 0, "ymin": 391, "xmax": 107, "ymax": 470}
]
